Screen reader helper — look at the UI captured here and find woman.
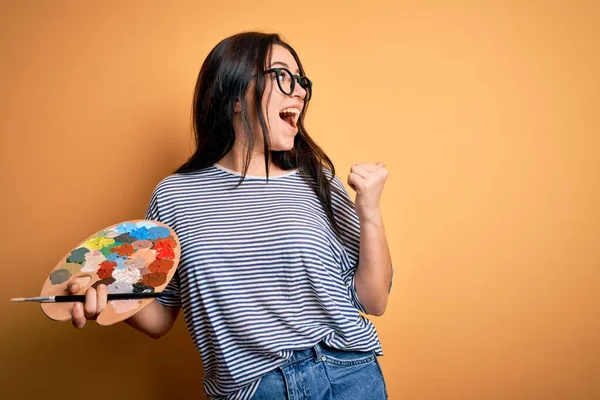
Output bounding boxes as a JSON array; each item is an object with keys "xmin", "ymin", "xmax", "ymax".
[{"xmin": 69, "ymin": 32, "xmax": 393, "ymax": 400}]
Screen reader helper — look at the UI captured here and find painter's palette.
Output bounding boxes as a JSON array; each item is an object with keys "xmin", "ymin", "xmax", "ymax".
[{"xmin": 40, "ymin": 220, "xmax": 180, "ymax": 326}]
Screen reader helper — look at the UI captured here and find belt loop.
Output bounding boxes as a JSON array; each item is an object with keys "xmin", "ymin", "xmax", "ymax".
[{"xmin": 313, "ymin": 342, "xmax": 323, "ymax": 362}]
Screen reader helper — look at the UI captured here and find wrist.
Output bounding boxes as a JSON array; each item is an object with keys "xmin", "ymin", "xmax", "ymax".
[{"xmin": 358, "ymin": 209, "xmax": 383, "ymax": 225}]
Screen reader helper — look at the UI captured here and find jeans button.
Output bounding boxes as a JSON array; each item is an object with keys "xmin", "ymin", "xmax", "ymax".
[{"xmin": 321, "ymin": 356, "xmax": 327, "ymax": 361}]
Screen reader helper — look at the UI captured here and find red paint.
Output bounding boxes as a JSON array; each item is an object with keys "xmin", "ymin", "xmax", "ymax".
[
  {"xmin": 97, "ymin": 261, "xmax": 117, "ymax": 279},
  {"xmin": 153, "ymin": 238, "xmax": 175, "ymax": 259}
]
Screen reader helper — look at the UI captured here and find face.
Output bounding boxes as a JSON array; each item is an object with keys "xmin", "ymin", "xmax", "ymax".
[
  {"xmin": 263, "ymin": 44, "xmax": 309, "ymax": 150},
  {"xmin": 237, "ymin": 44, "xmax": 309, "ymax": 153}
]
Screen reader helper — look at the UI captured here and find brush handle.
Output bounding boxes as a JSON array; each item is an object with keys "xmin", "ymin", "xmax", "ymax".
[{"xmin": 54, "ymin": 291, "xmax": 178, "ymax": 302}]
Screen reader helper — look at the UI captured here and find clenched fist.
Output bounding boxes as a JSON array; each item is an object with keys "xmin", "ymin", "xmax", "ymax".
[{"xmin": 347, "ymin": 162, "xmax": 388, "ymax": 222}]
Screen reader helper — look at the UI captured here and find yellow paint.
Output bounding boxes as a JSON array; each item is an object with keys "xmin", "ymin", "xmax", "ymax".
[
  {"xmin": 60, "ymin": 262, "xmax": 82, "ymax": 274},
  {"xmin": 84, "ymin": 236, "xmax": 115, "ymax": 251}
]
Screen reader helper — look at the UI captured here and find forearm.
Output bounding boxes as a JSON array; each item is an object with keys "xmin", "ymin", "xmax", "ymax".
[
  {"xmin": 354, "ymin": 211, "xmax": 393, "ymax": 316},
  {"xmin": 125, "ymin": 300, "xmax": 180, "ymax": 339}
]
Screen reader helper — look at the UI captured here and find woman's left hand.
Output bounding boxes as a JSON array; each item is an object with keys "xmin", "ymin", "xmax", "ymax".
[{"xmin": 347, "ymin": 162, "xmax": 388, "ymax": 222}]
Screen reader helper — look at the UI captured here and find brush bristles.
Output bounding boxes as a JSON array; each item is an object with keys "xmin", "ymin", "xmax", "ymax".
[{"xmin": 10, "ymin": 298, "xmax": 26, "ymax": 302}]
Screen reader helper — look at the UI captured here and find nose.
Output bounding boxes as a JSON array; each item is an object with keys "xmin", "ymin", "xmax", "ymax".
[{"xmin": 292, "ymin": 78, "xmax": 308, "ymax": 100}]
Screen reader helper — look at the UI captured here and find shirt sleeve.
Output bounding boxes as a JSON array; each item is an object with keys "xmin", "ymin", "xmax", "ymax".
[{"xmin": 145, "ymin": 184, "xmax": 182, "ymax": 308}]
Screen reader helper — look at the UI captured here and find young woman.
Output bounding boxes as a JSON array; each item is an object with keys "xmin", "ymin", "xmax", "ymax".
[{"xmin": 69, "ymin": 32, "xmax": 393, "ymax": 400}]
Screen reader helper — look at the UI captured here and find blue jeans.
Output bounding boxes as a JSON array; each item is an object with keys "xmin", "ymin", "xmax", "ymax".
[{"xmin": 251, "ymin": 343, "xmax": 388, "ymax": 399}]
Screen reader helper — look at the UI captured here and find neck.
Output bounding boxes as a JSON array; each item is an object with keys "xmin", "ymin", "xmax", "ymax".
[
  {"xmin": 218, "ymin": 143, "xmax": 292, "ymax": 177},
  {"xmin": 219, "ymin": 117, "xmax": 288, "ymax": 177}
]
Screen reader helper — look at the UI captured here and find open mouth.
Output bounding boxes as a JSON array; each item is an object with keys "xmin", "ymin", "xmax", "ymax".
[{"xmin": 279, "ymin": 107, "xmax": 300, "ymax": 129}]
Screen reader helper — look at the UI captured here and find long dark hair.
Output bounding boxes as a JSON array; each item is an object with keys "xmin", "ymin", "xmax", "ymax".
[{"xmin": 176, "ymin": 32, "xmax": 345, "ymax": 238}]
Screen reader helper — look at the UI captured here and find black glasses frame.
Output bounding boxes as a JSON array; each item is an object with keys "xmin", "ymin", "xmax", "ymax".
[{"xmin": 264, "ymin": 67, "xmax": 312, "ymax": 101}]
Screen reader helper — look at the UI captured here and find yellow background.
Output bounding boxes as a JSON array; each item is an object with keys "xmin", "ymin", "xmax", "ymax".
[{"xmin": 1, "ymin": 1, "xmax": 597, "ymax": 399}]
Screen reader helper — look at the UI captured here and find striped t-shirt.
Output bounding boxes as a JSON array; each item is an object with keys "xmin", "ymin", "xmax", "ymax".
[{"xmin": 145, "ymin": 164, "xmax": 383, "ymax": 400}]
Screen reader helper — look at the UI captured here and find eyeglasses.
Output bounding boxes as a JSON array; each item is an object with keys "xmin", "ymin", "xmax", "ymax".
[{"xmin": 265, "ymin": 68, "xmax": 312, "ymax": 101}]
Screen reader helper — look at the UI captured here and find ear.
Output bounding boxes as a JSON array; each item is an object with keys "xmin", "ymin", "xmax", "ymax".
[{"xmin": 234, "ymin": 99, "xmax": 241, "ymax": 113}]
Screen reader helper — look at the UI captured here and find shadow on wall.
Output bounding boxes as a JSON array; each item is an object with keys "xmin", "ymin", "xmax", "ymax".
[{"xmin": 3, "ymin": 312, "xmax": 205, "ymax": 400}]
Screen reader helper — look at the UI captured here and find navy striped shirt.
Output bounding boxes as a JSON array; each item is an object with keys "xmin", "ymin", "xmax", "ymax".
[{"xmin": 145, "ymin": 164, "xmax": 383, "ymax": 400}]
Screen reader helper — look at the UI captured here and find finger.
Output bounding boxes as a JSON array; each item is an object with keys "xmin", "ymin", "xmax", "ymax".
[
  {"xmin": 355, "ymin": 163, "xmax": 386, "ymax": 172},
  {"xmin": 67, "ymin": 281, "xmax": 80, "ymax": 294},
  {"xmin": 350, "ymin": 165, "xmax": 370, "ymax": 179},
  {"xmin": 355, "ymin": 163, "xmax": 388, "ymax": 181},
  {"xmin": 354, "ymin": 163, "xmax": 378, "ymax": 173},
  {"xmin": 84, "ymin": 287, "xmax": 97, "ymax": 320},
  {"xmin": 72, "ymin": 302, "xmax": 86, "ymax": 329},
  {"xmin": 347, "ymin": 172, "xmax": 364, "ymax": 192},
  {"xmin": 96, "ymin": 284, "xmax": 108, "ymax": 316}
]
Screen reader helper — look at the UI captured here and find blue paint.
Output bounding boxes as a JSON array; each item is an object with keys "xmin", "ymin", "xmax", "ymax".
[
  {"xmin": 137, "ymin": 221, "xmax": 157, "ymax": 229},
  {"xmin": 115, "ymin": 257, "xmax": 127, "ymax": 269},
  {"xmin": 147, "ymin": 226, "xmax": 171, "ymax": 240},
  {"xmin": 129, "ymin": 227, "xmax": 151, "ymax": 240},
  {"xmin": 106, "ymin": 252, "xmax": 120, "ymax": 262},
  {"xmin": 115, "ymin": 222, "xmax": 136, "ymax": 234}
]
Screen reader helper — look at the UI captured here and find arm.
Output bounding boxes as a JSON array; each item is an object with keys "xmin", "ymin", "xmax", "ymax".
[
  {"xmin": 354, "ymin": 211, "xmax": 393, "ymax": 316},
  {"xmin": 70, "ymin": 282, "xmax": 180, "ymax": 339},
  {"xmin": 347, "ymin": 162, "xmax": 393, "ymax": 316},
  {"xmin": 124, "ymin": 300, "xmax": 180, "ymax": 339}
]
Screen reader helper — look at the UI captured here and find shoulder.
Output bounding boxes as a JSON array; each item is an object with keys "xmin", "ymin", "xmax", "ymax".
[
  {"xmin": 151, "ymin": 167, "xmax": 216, "ymax": 199},
  {"xmin": 320, "ymin": 166, "xmax": 348, "ymax": 194}
]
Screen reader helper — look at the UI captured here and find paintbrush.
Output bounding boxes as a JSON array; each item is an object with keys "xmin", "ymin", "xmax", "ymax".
[{"xmin": 10, "ymin": 291, "xmax": 178, "ymax": 303}]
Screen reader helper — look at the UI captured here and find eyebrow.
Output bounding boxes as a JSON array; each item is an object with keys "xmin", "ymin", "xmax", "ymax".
[{"xmin": 270, "ymin": 61, "xmax": 300, "ymax": 75}]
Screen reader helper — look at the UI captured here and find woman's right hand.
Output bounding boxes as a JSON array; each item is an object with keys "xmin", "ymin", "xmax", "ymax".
[{"xmin": 67, "ymin": 282, "xmax": 108, "ymax": 328}]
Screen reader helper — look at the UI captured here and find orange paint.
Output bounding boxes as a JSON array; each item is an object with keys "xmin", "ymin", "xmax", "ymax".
[
  {"xmin": 141, "ymin": 272, "xmax": 167, "ymax": 287},
  {"xmin": 110, "ymin": 243, "xmax": 135, "ymax": 256},
  {"xmin": 131, "ymin": 248, "xmax": 157, "ymax": 265},
  {"xmin": 148, "ymin": 259, "xmax": 173, "ymax": 274}
]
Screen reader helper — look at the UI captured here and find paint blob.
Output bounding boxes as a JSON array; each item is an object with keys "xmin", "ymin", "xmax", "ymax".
[
  {"xmin": 113, "ymin": 233, "xmax": 136, "ymax": 243},
  {"xmin": 132, "ymin": 282, "xmax": 154, "ymax": 293},
  {"xmin": 131, "ymin": 248, "xmax": 156, "ymax": 265},
  {"xmin": 81, "ymin": 251, "xmax": 106, "ymax": 273},
  {"xmin": 148, "ymin": 259, "xmax": 174, "ymax": 274},
  {"xmin": 141, "ymin": 272, "xmax": 167, "ymax": 287},
  {"xmin": 111, "ymin": 243, "xmax": 135, "ymax": 256},
  {"xmin": 131, "ymin": 240, "xmax": 153, "ymax": 250},
  {"xmin": 67, "ymin": 248, "xmax": 89, "ymax": 264},
  {"xmin": 91, "ymin": 277, "xmax": 116, "ymax": 288},
  {"xmin": 112, "ymin": 267, "xmax": 141, "ymax": 285},
  {"xmin": 60, "ymin": 262, "xmax": 83, "ymax": 274},
  {"xmin": 49, "ymin": 269, "xmax": 71, "ymax": 284},
  {"xmin": 84, "ymin": 236, "xmax": 115, "ymax": 251}
]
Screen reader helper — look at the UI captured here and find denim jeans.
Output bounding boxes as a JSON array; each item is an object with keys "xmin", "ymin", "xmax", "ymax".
[{"xmin": 251, "ymin": 342, "xmax": 388, "ymax": 399}]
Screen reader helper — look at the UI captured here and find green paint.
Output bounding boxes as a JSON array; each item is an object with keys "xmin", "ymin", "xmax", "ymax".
[
  {"xmin": 67, "ymin": 247, "xmax": 89, "ymax": 264},
  {"xmin": 99, "ymin": 243, "xmax": 119, "ymax": 257}
]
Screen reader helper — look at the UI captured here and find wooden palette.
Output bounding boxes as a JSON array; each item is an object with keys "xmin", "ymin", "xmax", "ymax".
[{"xmin": 40, "ymin": 220, "xmax": 180, "ymax": 326}]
